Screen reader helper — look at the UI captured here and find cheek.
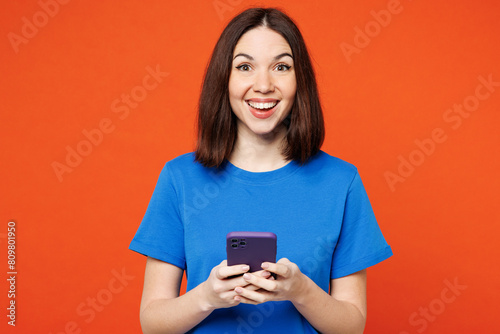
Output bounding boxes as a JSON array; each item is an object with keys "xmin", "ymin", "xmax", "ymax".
[
  {"xmin": 229, "ymin": 79, "xmax": 246, "ymax": 100},
  {"xmin": 228, "ymin": 77, "xmax": 236, "ymax": 98},
  {"xmin": 279, "ymin": 76, "xmax": 297, "ymax": 101},
  {"xmin": 228, "ymin": 80, "xmax": 244, "ymax": 113}
]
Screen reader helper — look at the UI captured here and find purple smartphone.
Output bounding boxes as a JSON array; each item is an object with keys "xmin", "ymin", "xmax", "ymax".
[{"xmin": 226, "ymin": 231, "xmax": 277, "ymax": 273}]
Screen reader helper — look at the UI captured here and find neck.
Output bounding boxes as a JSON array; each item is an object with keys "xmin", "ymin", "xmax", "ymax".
[{"xmin": 229, "ymin": 124, "xmax": 289, "ymax": 172}]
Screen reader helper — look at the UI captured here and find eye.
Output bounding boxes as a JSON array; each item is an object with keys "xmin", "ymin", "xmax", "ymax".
[
  {"xmin": 236, "ymin": 64, "xmax": 251, "ymax": 71},
  {"xmin": 275, "ymin": 64, "xmax": 291, "ymax": 72}
]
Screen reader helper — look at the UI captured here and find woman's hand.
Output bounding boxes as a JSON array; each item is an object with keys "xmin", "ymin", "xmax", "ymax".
[
  {"xmin": 200, "ymin": 260, "xmax": 272, "ymax": 311},
  {"xmin": 233, "ymin": 258, "xmax": 308, "ymax": 305}
]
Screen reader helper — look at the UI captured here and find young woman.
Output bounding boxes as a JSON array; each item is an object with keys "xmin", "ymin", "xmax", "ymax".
[{"xmin": 130, "ymin": 7, "xmax": 392, "ymax": 334}]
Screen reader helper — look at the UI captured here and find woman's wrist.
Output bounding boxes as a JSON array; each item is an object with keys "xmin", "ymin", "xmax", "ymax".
[
  {"xmin": 193, "ymin": 281, "xmax": 216, "ymax": 313},
  {"xmin": 289, "ymin": 272, "xmax": 315, "ymax": 307}
]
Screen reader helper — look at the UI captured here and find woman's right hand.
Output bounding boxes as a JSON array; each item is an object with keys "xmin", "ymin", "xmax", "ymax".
[{"xmin": 200, "ymin": 260, "xmax": 272, "ymax": 311}]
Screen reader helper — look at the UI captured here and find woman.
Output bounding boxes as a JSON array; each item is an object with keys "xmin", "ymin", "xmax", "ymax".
[{"xmin": 130, "ymin": 7, "xmax": 392, "ymax": 334}]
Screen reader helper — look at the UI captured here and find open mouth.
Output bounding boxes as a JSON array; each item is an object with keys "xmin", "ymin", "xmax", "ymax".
[
  {"xmin": 246, "ymin": 100, "xmax": 279, "ymax": 110},
  {"xmin": 246, "ymin": 100, "xmax": 280, "ymax": 119},
  {"xmin": 245, "ymin": 100, "xmax": 279, "ymax": 119}
]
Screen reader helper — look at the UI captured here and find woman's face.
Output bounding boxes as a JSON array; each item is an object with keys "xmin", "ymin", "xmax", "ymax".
[{"xmin": 228, "ymin": 27, "xmax": 296, "ymax": 138}]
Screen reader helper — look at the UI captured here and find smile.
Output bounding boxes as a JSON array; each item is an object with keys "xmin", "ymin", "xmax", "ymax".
[
  {"xmin": 245, "ymin": 99, "xmax": 280, "ymax": 119},
  {"xmin": 246, "ymin": 100, "xmax": 279, "ymax": 110}
]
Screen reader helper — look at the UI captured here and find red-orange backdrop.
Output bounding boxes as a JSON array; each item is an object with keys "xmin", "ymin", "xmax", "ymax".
[{"xmin": 1, "ymin": 0, "xmax": 499, "ymax": 333}]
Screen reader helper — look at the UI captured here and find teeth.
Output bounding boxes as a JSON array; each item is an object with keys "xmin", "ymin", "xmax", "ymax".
[{"xmin": 247, "ymin": 101, "xmax": 278, "ymax": 110}]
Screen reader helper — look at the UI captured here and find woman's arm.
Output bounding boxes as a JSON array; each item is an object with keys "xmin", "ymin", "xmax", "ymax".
[
  {"xmin": 139, "ymin": 257, "xmax": 267, "ymax": 334},
  {"xmin": 139, "ymin": 257, "xmax": 211, "ymax": 334},
  {"xmin": 234, "ymin": 258, "xmax": 367, "ymax": 334},
  {"xmin": 293, "ymin": 269, "xmax": 367, "ymax": 334}
]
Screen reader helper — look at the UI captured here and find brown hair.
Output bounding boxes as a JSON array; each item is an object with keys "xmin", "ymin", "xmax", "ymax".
[{"xmin": 195, "ymin": 7, "xmax": 325, "ymax": 168}]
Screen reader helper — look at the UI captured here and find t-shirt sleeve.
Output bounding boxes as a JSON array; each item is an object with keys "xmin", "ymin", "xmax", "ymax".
[
  {"xmin": 129, "ymin": 163, "xmax": 186, "ymax": 269},
  {"xmin": 330, "ymin": 171, "xmax": 393, "ymax": 279}
]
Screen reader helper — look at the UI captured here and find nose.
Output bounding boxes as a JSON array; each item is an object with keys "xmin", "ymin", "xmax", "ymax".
[{"xmin": 252, "ymin": 70, "xmax": 274, "ymax": 93}]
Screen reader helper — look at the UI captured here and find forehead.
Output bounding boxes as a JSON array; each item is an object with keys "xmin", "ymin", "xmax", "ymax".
[{"xmin": 233, "ymin": 27, "xmax": 292, "ymax": 57}]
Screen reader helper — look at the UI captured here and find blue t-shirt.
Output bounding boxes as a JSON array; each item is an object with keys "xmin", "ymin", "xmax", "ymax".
[{"xmin": 129, "ymin": 151, "xmax": 393, "ymax": 333}]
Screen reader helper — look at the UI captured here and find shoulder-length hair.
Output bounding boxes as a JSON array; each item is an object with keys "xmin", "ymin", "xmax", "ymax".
[{"xmin": 195, "ymin": 7, "xmax": 325, "ymax": 168}]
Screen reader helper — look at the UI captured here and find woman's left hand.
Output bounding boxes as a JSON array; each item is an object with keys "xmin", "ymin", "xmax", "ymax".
[{"xmin": 233, "ymin": 258, "xmax": 308, "ymax": 304}]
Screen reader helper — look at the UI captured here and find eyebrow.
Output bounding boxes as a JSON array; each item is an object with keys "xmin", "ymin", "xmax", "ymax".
[{"xmin": 233, "ymin": 52, "xmax": 294, "ymax": 61}]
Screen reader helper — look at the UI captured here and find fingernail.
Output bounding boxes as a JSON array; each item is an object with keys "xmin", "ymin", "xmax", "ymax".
[
  {"xmin": 241, "ymin": 265, "xmax": 250, "ymax": 271},
  {"xmin": 261, "ymin": 263, "xmax": 269, "ymax": 269},
  {"xmin": 261, "ymin": 271, "xmax": 270, "ymax": 277},
  {"xmin": 243, "ymin": 273, "xmax": 251, "ymax": 280},
  {"xmin": 235, "ymin": 287, "xmax": 243, "ymax": 293}
]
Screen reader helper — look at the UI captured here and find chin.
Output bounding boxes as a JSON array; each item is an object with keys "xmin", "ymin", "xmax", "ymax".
[{"xmin": 249, "ymin": 122, "xmax": 285, "ymax": 137}]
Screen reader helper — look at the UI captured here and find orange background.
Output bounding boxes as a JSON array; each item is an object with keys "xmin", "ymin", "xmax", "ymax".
[{"xmin": 1, "ymin": 0, "xmax": 499, "ymax": 333}]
